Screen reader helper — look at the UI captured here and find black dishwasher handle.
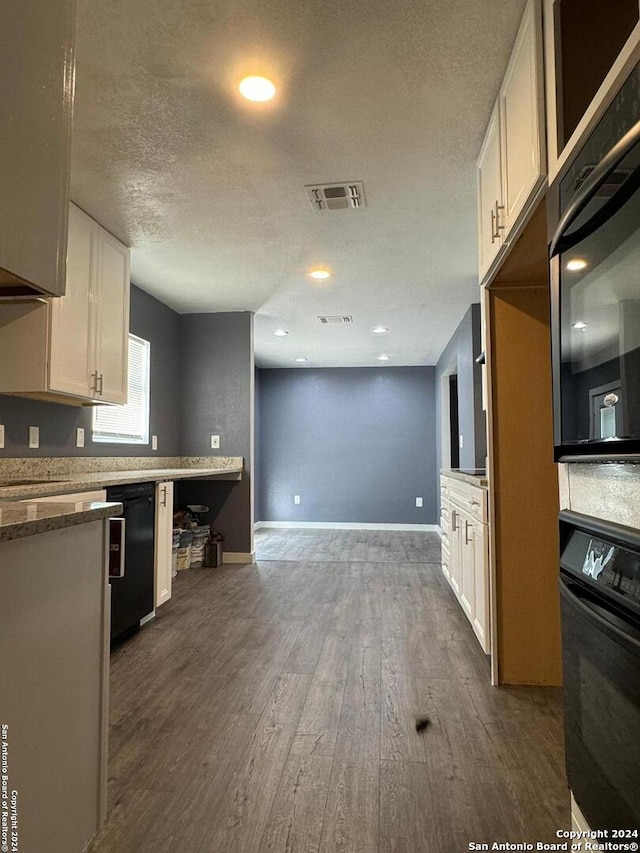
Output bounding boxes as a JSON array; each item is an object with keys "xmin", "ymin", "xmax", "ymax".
[{"xmin": 559, "ymin": 576, "xmax": 640, "ymax": 652}]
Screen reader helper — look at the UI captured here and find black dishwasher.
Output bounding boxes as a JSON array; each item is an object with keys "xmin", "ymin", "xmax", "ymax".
[{"xmin": 107, "ymin": 482, "xmax": 156, "ymax": 643}]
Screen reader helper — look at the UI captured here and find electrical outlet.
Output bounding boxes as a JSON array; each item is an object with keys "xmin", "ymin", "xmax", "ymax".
[
  {"xmin": 416, "ymin": 497, "xmax": 423, "ymax": 508},
  {"xmin": 294, "ymin": 495, "xmax": 301, "ymax": 505},
  {"xmin": 152, "ymin": 435, "xmax": 158, "ymax": 450},
  {"xmin": 210, "ymin": 434, "xmax": 220, "ymax": 449},
  {"xmin": 28, "ymin": 426, "xmax": 39, "ymax": 449},
  {"xmin": 76, "ymin": 427, "xmax": 85, "ymax": 448},
  {"xmin": 459, "ymin": 434, "xmax": 464, "ymax": 449},
  {"xmin": 0, "ymin": 425, "xmax": 4, "ymax": 449}
]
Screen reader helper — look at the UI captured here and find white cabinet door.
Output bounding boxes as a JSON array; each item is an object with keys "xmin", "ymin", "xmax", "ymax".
[
  {"xmin": 477, "ymin": 99, "xmax": 504, "ymax": 279},
  {"xmin": 499, "ymin": 0, "xmax": 545, "ymax": 233},
  {"xmin": 155, "ymin": 482, "xmax": 174, "ymax": 608},
  {"xmin": 472, "ymin": 521, "xmax": 491, "ymax": 654},
  {"xmin": 94, "ymin": 230, "xmax": 130, "ymax": 405},
  {"xmin": 49, "ymin": 204, "xmax": 94, "ymax": 398},
  {"xmin": 450, "ymin": 507, "xmax": 462, "ymax": 597},
  {"xmin": 460, "ymin": 516, "xmax": 475, "ymax": 620}
]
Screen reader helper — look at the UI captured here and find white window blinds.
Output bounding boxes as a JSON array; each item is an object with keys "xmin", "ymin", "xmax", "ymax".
[{"xmin": 93, "ymin": 335, "xmax": 150, "ymax": 444}]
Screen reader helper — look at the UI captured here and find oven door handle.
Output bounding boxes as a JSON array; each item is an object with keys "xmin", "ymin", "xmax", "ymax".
[
  {"xmin": 550, "ymin": 119, "xmax": 640, "ymax": 259},
  {"xmin": 559, "ymin": 577, "xmax": 640, "ymax": 652}
]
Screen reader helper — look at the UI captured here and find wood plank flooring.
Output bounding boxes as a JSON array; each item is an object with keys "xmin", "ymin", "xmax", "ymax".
[{"xmin": 88, "ymin": 529, "xmax": 569, "ymax": 853}]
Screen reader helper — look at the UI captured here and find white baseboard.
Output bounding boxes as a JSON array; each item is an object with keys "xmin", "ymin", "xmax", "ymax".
[
  {"xmin": 254, "ymin": 521, "xmax": 439, "ymax": 532},
  {"xmin": 223, "ymin": 551, "xmax": 255, "ymax": 564}
]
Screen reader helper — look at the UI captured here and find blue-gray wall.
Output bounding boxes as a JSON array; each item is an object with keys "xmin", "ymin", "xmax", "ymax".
[
  {"xmin": 257, "ymin": 367, "xmax": 437, "ymax": 524},
  {"xmin": 176, "ymin": 312, "xmax": 254, "ymax": 553},
  {"xmin": 0, "ymin": 285, "xmax": 181, "ymax": 457},
  {"xmin": 435, "ymin": 303, "xmax": 486, "ymax": 476}
]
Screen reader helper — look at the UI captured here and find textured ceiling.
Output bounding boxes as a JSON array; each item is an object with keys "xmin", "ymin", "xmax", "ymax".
[{"xmin": 71, "ymin": 0, "xmax": 527, "ymax": 367}]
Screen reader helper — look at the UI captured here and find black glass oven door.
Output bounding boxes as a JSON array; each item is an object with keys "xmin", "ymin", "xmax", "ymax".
[
  {"xmin": 550, "ymin": 116, "xmax": 640, "ymax": 459},
  {"xmin": 560, "ymin": 575, "xmax": 640, "ymax": 829}
]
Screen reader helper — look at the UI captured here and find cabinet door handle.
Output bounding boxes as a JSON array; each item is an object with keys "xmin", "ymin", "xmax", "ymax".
[
  {"xmin": 490, "ymin": 208, "xmax": 497, "ymax": 243},
  {"xmin": 90, "ymin": 371, "xmax": 98, "ymax": 393},
  {"xmin": 464, "ymin": 520, "xmax": 471, "ymax": 545},
  {"xmin": 451, "ymin": 510, "xmax": 458, "ymax": 532},
  {"xmin": 494, "ymin": 200, "xmax": 505, "ymax": 232},
  {"xmin": 97, "ymin": 373, "xmax": 104, "ymax": 395},
  {"xmin": 161, "ymin": 486, "xmax": 167, "ymax": 507}
]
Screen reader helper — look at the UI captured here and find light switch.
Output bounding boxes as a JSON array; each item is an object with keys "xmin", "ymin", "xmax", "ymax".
[
  {"xmin": 210, "ymin": 434, "xmax": 220, "ymax": 449},
  {"xmin": 459, "ymin": 434, "xmax": 464, "ymax": 449},
  {"xmin": 294, "ymin": 495, "xmax": 301, "ymax": 505},
  {"xmin": 416, "ymin": 497, "xmax": 423, "ymax": 508},
  {"xmin": 0, "ymin": 425, "xmax": 4, "ymax": 449},
  {"xmin": 152, "ymin": 435, "xmax": 158, "ymax": 450},
  {"xmin": 28, "ymin": 426, "xmax": 39, "ymax": 449},
  {"xmin": 76, "ymin": 427, "xmax": 85, "ymax": 448}
]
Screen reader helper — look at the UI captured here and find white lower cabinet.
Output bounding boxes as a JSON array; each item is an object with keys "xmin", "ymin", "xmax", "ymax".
[
  {"xmin": 440, "ymin": 475, "xmax": 490, "ymax": 654},
  {"xmin": 155, "ymin": 481, "xmax": 174, "ymax": 608}
]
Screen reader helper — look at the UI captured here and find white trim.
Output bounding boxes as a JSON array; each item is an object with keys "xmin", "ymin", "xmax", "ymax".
[
  {"xmin": 223, "ymin": 551, "xmax": 255, "ymax": 564},
  {"xmin": 140, "ymin": 610, "xmax": 155, "ymax": 626},
  {"xmin": 254, "ymin": 521, "xmax": 439, "ymax": 532},
  {"xmin": 570, "ymin": 793, "xmax": 590, "ymax": 833}
]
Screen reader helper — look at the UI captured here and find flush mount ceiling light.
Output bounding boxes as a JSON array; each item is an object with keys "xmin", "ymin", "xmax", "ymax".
[
  {"xmin": 372, "ymin": 326, "xmax": 389, "ymax": 335},
  {"xmin": 566, "ymin": 258, "xmax": 588, "ymax": 272},
  {"xmin": 308, "ymin": 269, "xmax": 332, "ymax": 281},
  {"xmin": 572, "ymin": 321, "xmax": 587, "ymax": 330},
  {"xmin": 273, "ymin": 329, "xmax": 289, "ymax": 337},
  {"xmin": 295, "ymin": 357, "xmax": 308, "ymax": 363},
  {"xmin": 238, "ymin": 76, "xmax": 276, "ymax": 102},
  {"xmin": 377, "ymin": 354, "xmax": 390, "ymax": 361}
]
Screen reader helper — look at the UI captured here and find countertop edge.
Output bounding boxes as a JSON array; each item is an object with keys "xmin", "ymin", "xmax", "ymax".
[
  {"xmin": 440, "ymin": 469, "xmax": 489, "ymax": 488},
  {"xmin": 0, "ymin": 501, "xmax": 124, "ymax": 543},
  {"xmin": 0, "ymin": 466, "xmax": 244, "ymax": 501}
]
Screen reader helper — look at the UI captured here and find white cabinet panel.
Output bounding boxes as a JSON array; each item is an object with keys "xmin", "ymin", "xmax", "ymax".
[
  {"xmin": 477, "ymin": 100, "xmax": 504, "ymax": 279},
  {"xmin": 49, "ymin": 204, "xmax": 94, "ymax": 398},
  {"xmin": 155, "ymin": 481, "xmax": 174, "ymax": 608},
  {"xmin": 472, "ymin": 521, "xmax": 490, "ymax": 654},
  {"xmin": 0, "ymin": 203, "xmax": 130, "ymax": 406},
  {"xmin": 95, "ymin": 231, "xmax": 130, "ymax": 405},
  {"xmin": 500, "ymin": 0, "xmax": 545, "ymax": 233}
]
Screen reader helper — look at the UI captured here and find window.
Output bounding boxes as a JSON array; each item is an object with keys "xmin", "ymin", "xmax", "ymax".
[{"xmin": 93, "ymin": 335, "xmax": 150, "ymax": 444}]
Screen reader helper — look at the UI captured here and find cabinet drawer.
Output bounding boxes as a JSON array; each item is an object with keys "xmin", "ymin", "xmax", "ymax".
[{"xmin": 448, "ymin": 482, "xmax": 487, "ymax": 523}]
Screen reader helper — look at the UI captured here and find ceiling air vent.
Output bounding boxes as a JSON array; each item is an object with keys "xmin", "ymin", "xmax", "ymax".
[
  {"xmin": 305, "ymin": 182, "xmax": 366, "ymax": 212},
  {"xmin": 317, "ymin": 315, "xmax": 353, "ymax": 325}
]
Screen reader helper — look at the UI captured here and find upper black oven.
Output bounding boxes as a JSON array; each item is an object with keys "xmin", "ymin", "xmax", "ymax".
[{"xmin": 549, "ymin": 61, "xmax": 640, "ymax": 461}]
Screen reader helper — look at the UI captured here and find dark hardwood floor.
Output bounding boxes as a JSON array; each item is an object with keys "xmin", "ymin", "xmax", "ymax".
[{"xmin": 88, "ymin": 529, "xmax": 569, "ymax": 853}]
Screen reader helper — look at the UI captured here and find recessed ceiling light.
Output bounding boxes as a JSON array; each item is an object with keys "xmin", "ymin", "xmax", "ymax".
[
  {"xmin": 238, "ymin": 76, "xmax": 276, "ymax": 102},
  {"xmin": 273, "ymin": 329, "xmax": 289, "ymax": 337},
  {"xmin": 566, "ymin": 258, "xmax": 588, "ymax": 272},
  {"xmin": 377, "ymin": 354, "xmax": 390, "ymax": 361},
  {"xmin": 372, "ymin": 326, "xmax": 389, "ymax": 335},
  {"xmin": 308, "ymin": 268, "xmax": 332, "ymax": 281},
  {"xmin": 295, "ymin": 357, "xmax": 308, "ymax": 363},
  {"xmin": 572, "ymin": 321, "xmax": 587, "ymax": 330}
]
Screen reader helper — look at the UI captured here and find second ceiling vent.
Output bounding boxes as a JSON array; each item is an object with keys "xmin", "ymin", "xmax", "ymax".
[{"xmin": 305, "ymin": 182, "xmax": 366, "ymax": 212}]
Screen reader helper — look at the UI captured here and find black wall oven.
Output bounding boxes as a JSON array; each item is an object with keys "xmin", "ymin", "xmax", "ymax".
[
  {"xmin": 559, "ymin": 511, "xmax": 640, "ymax": 829},
  {"xmin": 549, "ymin": 61, "xmax": 640, "ymax": 460}
]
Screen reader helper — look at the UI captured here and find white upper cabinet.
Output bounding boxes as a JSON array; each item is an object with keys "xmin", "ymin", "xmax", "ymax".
[
  {"xmin": 477, "ymin": 0, "xmax": 546, "ymax": 283},
  {"xmin": 0, "ymin": 204, "xmax": 130, "ymax": 406},
  {"xmin": 477, "ymin": 101, "xmax": 504, "ymax": 278},
  {"xmin": 499, "ymin": 0, "xmax": 545, "ymax": 233},
  {"xmin": 0, "ymin": 0, "xmax": 75, "ymax": 299}
]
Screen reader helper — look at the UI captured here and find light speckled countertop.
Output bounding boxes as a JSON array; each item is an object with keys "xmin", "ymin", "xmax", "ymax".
[
  {"xmin": 441, "ymin": 468, "xmax": 488, "ymax": 488},
  {"xmin": 0, "ymin": 500, "xmax": 123, "ymax": 542},
  {"xmin": 0, "ymin": 457, "xmax": 243, "ymax": 501}
]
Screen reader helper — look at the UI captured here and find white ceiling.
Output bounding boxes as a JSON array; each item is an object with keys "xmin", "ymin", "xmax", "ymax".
[{"xmin": 71, "ymin": 0, "xmax": 527, "ymax": 367}]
